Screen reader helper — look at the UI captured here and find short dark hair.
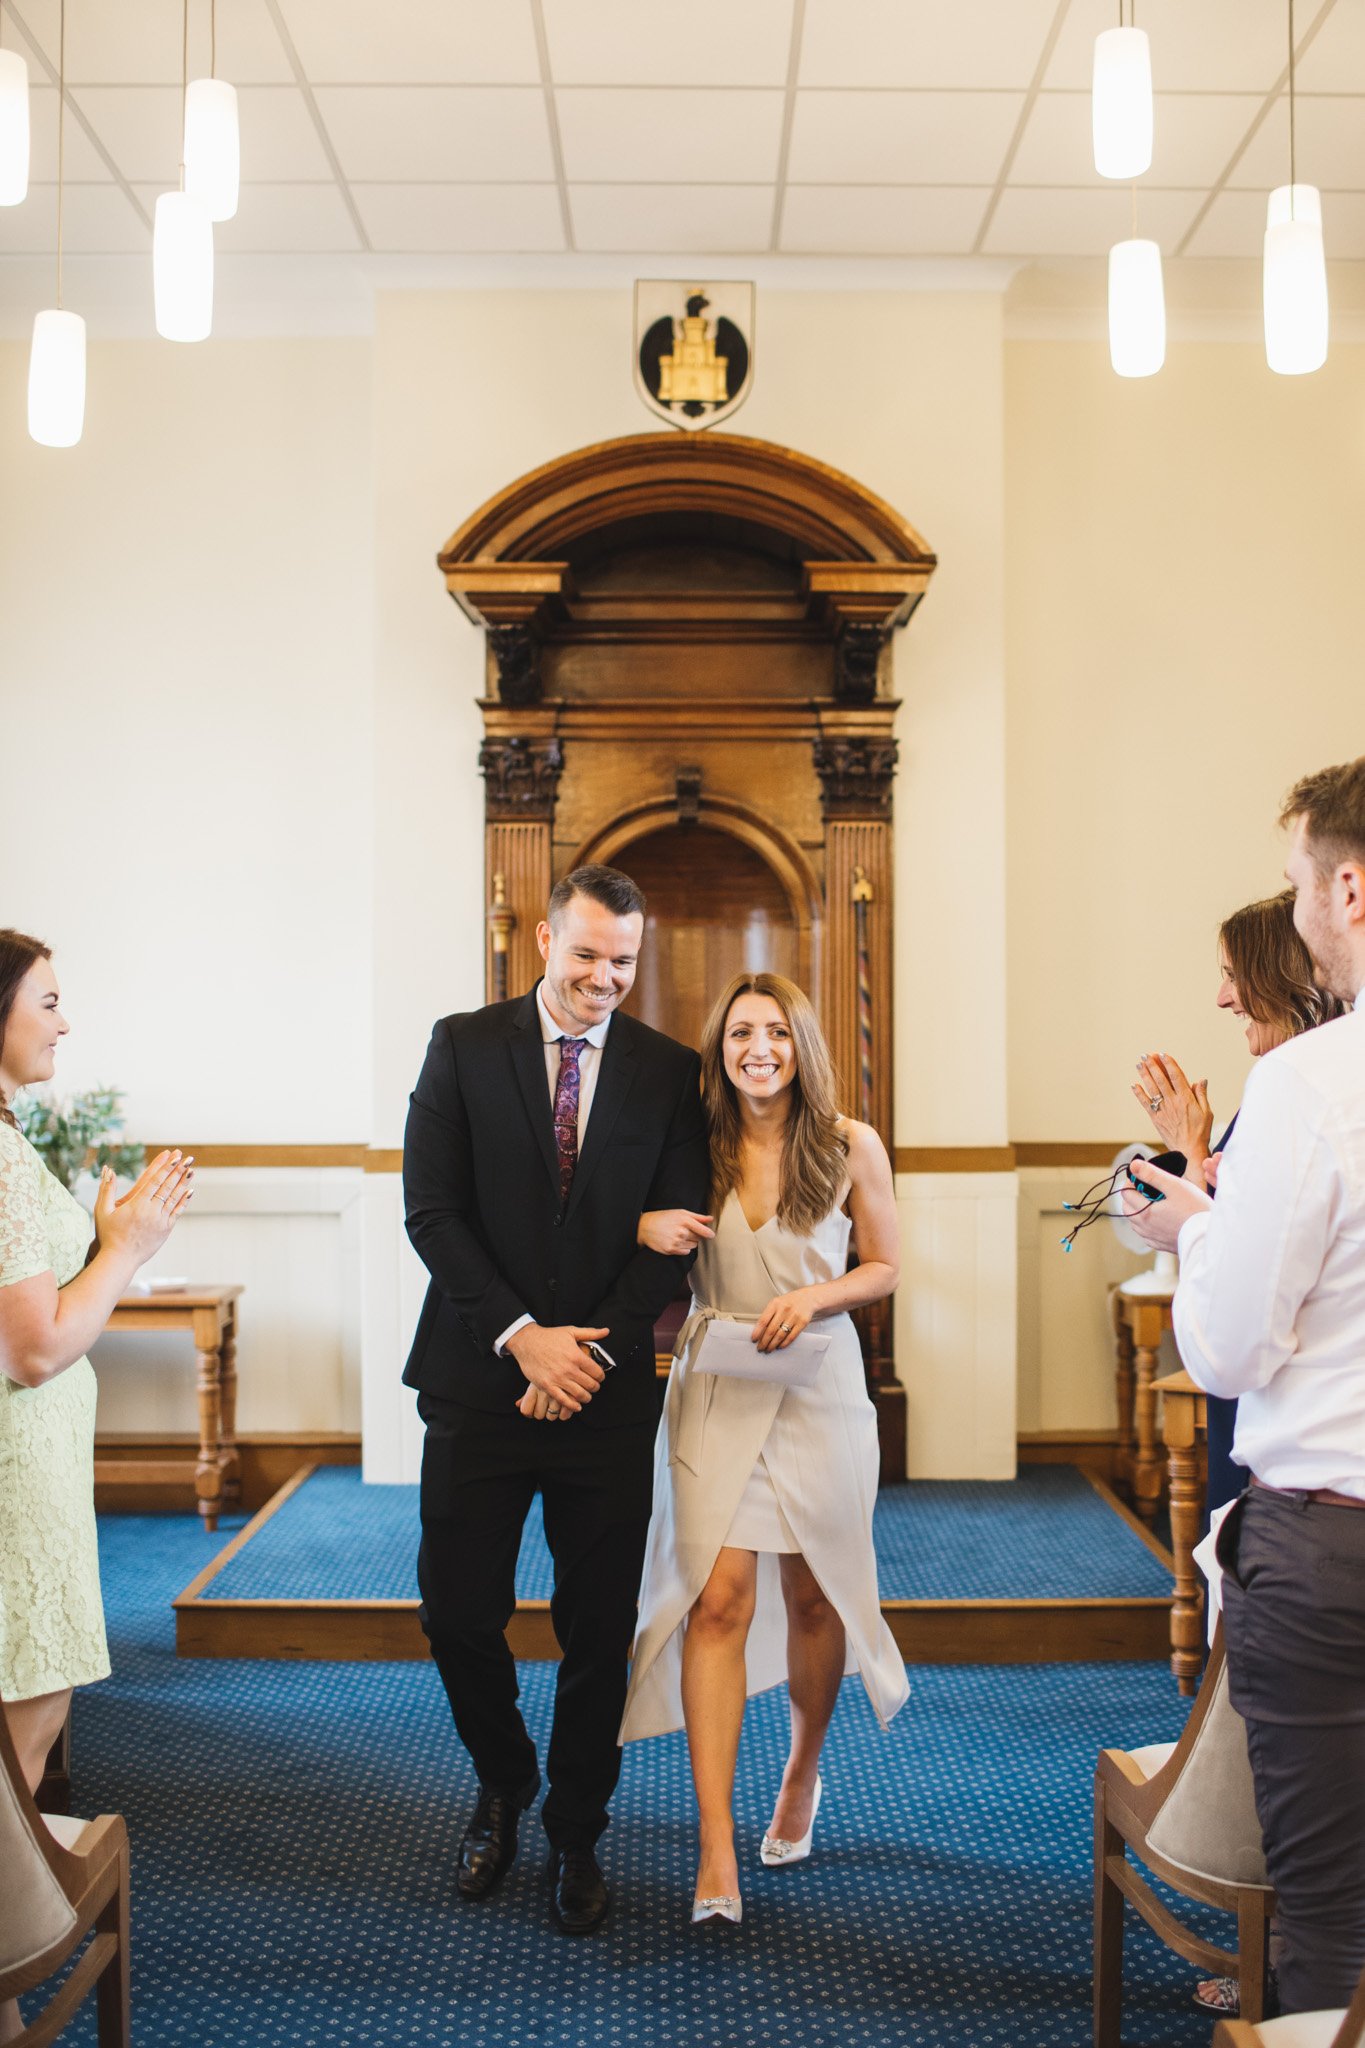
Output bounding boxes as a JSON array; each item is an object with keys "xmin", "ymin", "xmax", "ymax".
[
  {"xmin": 547, "ymin": 864, "xmax": 646, "ymax": 928},
  {"xmin": 1280, "ymin": 756, "xmax": 1365, "ymax": 877}
]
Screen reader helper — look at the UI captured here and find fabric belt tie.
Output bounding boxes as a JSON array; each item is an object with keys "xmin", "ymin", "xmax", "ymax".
[
  {"xmin": 553, "ymin": 1037, "xmax": 586, "ymax": 1209},
  {"xmin": 668, "ymin": 1302, "xmax": 749, "ymax": 1476}
]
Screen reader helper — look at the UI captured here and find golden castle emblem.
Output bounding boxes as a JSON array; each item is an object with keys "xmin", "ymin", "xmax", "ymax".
[{"xmin": 658, "ymin": 292, "xmax": 729, "ymax": 408}]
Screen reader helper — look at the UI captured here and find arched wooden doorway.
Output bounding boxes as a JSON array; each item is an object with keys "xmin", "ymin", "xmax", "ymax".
[{"xmin": 438, "ymin": 432, "xmax": 936, "ymax": 1477}]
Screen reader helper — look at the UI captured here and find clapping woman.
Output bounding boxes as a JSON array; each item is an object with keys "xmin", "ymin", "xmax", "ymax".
[
  {"xmin": 0, "ymin": 932, "xmax": 193, "ymax": 1799},
  {"xmin": 619, "ymin": 972, "xmax": 907, "ymax": 1927}
]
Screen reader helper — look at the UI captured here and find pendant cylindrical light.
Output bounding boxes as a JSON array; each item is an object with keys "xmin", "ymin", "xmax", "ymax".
[
  {"xmin": 153, "ymin": 188, "xmax": 213, "ymax": 341},
  {"xmin": 0, "ymin": 45, "xmax": 29, "ymax": 205},
  {"xmin": 28, "ymin": 306, "xmax": 85, "ymax": 445},
  {"xmin": 183, "ymin": 76, "xmax": 238, "ymax": 221},
  {"xmin": 1264, "ymin": 185, "xmax": 1327, "ymax": 375},
  {"xmin": 1108, "ymin": 237, "xmax": 1165, "ymax": 377},
  {"xmin": 1093, "ymin": 26, "xmax": 1153, "ymax": 179}
]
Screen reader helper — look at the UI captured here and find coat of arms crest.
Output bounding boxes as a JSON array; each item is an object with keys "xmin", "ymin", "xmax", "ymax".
[{"xmin": 633, "ymin": 280, "xmax": 755, "ymax": 432}]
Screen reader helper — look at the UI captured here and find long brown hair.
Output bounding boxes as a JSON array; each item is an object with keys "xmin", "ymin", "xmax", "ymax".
[
  {"xmin": 0, "ymin": 929, "xmax": 52, "ymax": 1130},
  {"xmin": 1219, "ymin": 890, "xmax": 1345, "ymax": 1041},
  {"xmin": 699, "ymin": 972, "xmax": 848, "ymax": 1234}
]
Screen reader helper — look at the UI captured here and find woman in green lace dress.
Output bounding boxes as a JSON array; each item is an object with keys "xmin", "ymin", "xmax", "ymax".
[{"xmin": 0, "ymin": 931, "xmax": 194, "ymax": 1794}]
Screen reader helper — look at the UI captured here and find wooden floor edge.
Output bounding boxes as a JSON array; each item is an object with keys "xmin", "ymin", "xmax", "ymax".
[
  {"xmin": 1079, "ymin": 1468, "xmax": 1177, "ymax": 1573},
  {"xmin": 172, "ymin": 1464, "xmax": 319, "ymax": 1606}
]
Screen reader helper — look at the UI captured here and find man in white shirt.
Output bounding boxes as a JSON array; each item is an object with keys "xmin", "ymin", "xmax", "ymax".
[{"xmin": 1126, "ymin": 754, "xmax": 1365, "ymax": 2015}]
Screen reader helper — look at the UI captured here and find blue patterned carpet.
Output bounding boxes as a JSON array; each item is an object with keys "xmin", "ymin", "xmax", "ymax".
[
  {"xmin": 44, "ymin": 1510, "xmax": 1222, "ymax": 2047},
  {"xmin": 202, "ymin": 1464, "xmax": 1172, "ymax": 1603}
]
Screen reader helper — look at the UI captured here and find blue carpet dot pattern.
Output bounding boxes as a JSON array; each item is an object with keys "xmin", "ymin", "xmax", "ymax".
[
  {"xmin": 201, "ymin": 1463, "xmax": 1173, "ymax": 1604},
  {"xmin": 43, "ymin": 1510, "xmax": 1224, "ymax": 2047}
]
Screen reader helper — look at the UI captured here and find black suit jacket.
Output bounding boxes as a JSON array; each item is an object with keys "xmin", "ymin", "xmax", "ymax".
[{"xmin": 402, "ymin": 986, "xmax": 709, "ymax": 1428}]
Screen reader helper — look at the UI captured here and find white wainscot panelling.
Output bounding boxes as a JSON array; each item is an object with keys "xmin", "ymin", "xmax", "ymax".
[
  {"xmin": 359, "ymin": 1171, "xmax": 427, "ymax": 1484},
  {"xmin": 89, "ymin": 1169, "xmax": 364, "ymax": 1437},
  {"xmin": 1016, "ymin": 1167, "xmax": 1182, "ymax": 1435},
  {"xmin": 894, "ymin": 1173, "xmax": 1019, "ymax": 1479}
]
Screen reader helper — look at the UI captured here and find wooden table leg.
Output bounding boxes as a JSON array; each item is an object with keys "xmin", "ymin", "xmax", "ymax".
[
  {"xmin": 192, "ymin": 1306, "xmax": 224, "ymax": 1534},
  {"xmin": 1164, "ymin": 1394, "xmax": 1205, "ymax": 1695},
  {"xmin": 219, "ymin": 1303, "xmax": 241, "ymax": 1510},
  {"xmin": 1130, "ymin": 1303, "xmax": 1165, "ymax": 1526},
  {"xmin": 1113, "ymin": 1293, "xmax": 1136, "ymax": 1503}
]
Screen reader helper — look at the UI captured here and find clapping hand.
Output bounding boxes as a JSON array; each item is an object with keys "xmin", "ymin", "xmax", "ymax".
[
  {"xmin": 637, "ymin": 1209, "xmax": 716, "ymax": 1256},
  {"xmin": 94, "ymin": 1150, "xmax": 195, "ymax": 1264},
  {"xmin": 1132, "ymin": 1053, "xmax": 1214, "ymax": 1162}
]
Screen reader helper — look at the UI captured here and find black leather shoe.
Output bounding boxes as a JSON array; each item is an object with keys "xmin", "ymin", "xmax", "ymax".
[
  {"xmin": 456, "ymin": 1776, "xmax": 539, "ymax": 1901},
  {"xmin": 547, "ymin": 1846, "xmax": 610, "ymax": 1935}
]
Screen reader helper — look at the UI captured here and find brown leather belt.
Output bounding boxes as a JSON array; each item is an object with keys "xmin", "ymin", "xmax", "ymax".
[{"xmin": 1252, "ymin": 1474, "xmax": 1365, "ymax": 1510}]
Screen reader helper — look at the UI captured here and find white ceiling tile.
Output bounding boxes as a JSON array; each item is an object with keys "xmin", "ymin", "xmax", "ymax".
[
  {"xmin": 568, "ymin": 182, "xmax": 774, "ymax": 252},
  {"xmin": 800, "ymin": 0, "xmax": 1059, "ymax": 90},
  {"xmin": 1296, "ymin": 8, "xmax": 1365, "ymax": 93},
  {"xmin": 787, "ymin": 88, "xmax": 1023, "ymax": 184},
  {"xmin": 0, "ymin": 181, "xmax": 148, "ymax": 252},
  {"xmin": 314, "ymin": 85, "xmax": 554, "ymax": 182},
  {"xmin": 1226, "ymin": 96, "xmax": 1365, "ymax": 193},
  {"xmin": 1011, "ymin": 90, "xmax": 1264, "ymax": 188},
  {"xmin": 1184, "ymin": 185, "xmax": 1365, "ymax": 259},
  {"xmin": 26, "ymin": 86, "xmax": 115, "ymax": 181},
  {"xmin": 983, "ymin": 183, "xmax": 1203, "ymax": 255},
  {"xmin": 129, "ymin": 181, "xmax": 362, "ymax": 253},
  {"xmin": 71, "ymin": 84, "xmax": 333, "ymax": 184},
  {"xmin": 780, "ymin": 182, "xmax": 990, "ymax": 252},
  {"xmin": 544, "ymin": 0, "xmax": 794, "ymax": 86},
  {"xmin": 1045, "ymin": 0, "xmax": 1292, "ymax": 94},
  {"xmin": 353, "ymin": 183, "xmax": 565, "ymax": 252},
  {"xmin": 556, "ymin": 88, "xmax": 785, "ymax": 182},
  {"xmin": 9, "ymin": 0, "xmax": 293, "ymax": 85},
  {"xmin": 275, "ymin": 0, "xmax": 541, "ymax": 85}
]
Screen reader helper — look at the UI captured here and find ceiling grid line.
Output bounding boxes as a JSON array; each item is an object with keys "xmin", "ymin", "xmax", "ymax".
[
  {"xmin": 971, "ymin": 0, "xmax": 1074, "ymax": 255},
  {"xmin": 769, "ymin": 0, "xmax": 806, "ymax": 251},
  {"xmin": 1174, "ymin": 0, "xmax": 1338, "ymax": 257},
  {"xmin": 530, "ymin": 0, "xmax": 575, "ymax": 253},
  {"xmin": 6, "ymin": 0, "xmax": 152, "ymax": 230},
  {"xmin": 260, "ymin": 0, "xmax": 372, "ymax": 253}
]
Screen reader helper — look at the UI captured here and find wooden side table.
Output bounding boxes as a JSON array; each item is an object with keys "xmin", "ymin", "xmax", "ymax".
[
  {"xmin": 1112, "ymin": 1281, "xmax": 1175, "ymax": 1525},
  {"xmin": 95, "ymin": 1286, "xmax": 243, "ymax": 1532},
  {"xmin": 1155, "ymin": 1367, "xmax": 1208, "ymax": 1695}
]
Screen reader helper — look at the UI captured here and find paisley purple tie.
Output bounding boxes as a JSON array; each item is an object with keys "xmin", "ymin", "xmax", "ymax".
[{"xmin": 553, "ymin": 1037, "xmax": 587, "ymax": 1209}]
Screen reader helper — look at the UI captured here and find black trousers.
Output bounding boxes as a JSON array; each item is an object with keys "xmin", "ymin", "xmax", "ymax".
[
  {"xmin": 1218, "ymin": 1485, "xmax": 1365, "ymax": 2014},
  {"xmin": 416, "ymin": 1392, "xmax": 656, "ymax": 1851}
]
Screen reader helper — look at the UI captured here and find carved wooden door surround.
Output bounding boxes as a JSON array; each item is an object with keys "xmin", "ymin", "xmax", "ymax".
[{"xmin": 438, "ymin": 431, "xmax": 936, "ymax": 1477}]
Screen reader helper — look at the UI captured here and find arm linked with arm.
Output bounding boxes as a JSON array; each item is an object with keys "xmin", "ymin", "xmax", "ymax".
[
  {"xmin": 1172, "ymin": 1057, "xmax": 1336, "ymax": 1400},
  {"xmin": 587, "ymin": 1057, "xmax": 710, "ymax": 1359},
  {"xmin": 403, "ymin": 1022, "xmax": 530, "ymax": 1355}
]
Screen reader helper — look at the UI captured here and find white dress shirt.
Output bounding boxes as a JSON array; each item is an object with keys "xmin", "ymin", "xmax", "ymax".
[
  {"xmin": 493, "ymin": 987, "xmax": 614, "ymax": 1357},
  {"xmin": 1173, "ymin": 988, "xmax": 1365, "ymax": 1498}
]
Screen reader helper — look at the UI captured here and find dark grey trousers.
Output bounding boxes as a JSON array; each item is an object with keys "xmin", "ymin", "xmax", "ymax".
[{"xmin": 1218, "ymin": 1484, "xmax": 1365, "ymax": 2015}]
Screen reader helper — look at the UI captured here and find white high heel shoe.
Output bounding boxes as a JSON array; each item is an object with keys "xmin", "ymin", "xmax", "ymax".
[
  {"xmin": 760, "ymin": 1775, "xmax": 822, "ymax": 1867},
  {"xmin": 691, "ymin": 1893, "xmax": 743, "ymax": 1924}
]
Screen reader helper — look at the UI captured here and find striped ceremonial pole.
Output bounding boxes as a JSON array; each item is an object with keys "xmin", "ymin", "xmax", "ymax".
[{"xmin": 851, "ymin": 864, "xmax": 874, "ymax": 1125}]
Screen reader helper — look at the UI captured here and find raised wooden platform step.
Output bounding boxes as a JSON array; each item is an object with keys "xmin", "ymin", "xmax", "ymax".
[{"xmin": 172, "ymin": 1464, "xmax": 1174, "ymax": 1667}]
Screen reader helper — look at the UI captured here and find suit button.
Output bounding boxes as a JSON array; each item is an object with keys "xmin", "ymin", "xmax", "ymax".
[{"xmin": 548, "ymin": 1278, "xmax": 557, "ymax": 1291}]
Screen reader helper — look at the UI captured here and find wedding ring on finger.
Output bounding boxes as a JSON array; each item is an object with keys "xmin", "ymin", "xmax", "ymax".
[
  {"xmin": 545, "ymin": 1401, "xmax": 560, "ymax": 1418},
  {"xmin": 779, "ymin": 1321, "xmax": 793, "ymax": 1333},
  {"xmin": 1148, "ymin": 1094, "xmax": 1163, "ymax": 1112}
]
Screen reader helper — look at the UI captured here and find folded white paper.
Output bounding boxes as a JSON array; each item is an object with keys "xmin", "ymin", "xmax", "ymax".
[{"xmin": 692, "ymin": 1318, "xmax": 830, "ymax": 1388}]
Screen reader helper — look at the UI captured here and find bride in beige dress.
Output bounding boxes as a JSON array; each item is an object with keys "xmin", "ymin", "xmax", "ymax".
[{"xmin": 619, "ymin": 971, "xmax": 907, "ymax": 1924}]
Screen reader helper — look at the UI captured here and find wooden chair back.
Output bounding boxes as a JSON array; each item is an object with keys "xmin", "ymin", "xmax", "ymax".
[{"xmin": 0, "ymin": 1698, "xmax": 130, "ymax": 2044}]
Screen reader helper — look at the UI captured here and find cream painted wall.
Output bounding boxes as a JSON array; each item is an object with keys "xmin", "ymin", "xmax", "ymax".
[
  {"xmin": 370, "ymin": 288, "xmax": 1009, "ymax": 1149},
  {"xmin": 1005, "ymin": 339, "xmax": 1365, "ymax": 1147},
  {"xmin": 0, "ymin": 338, "xmax": 373, "ymax": 1141}
]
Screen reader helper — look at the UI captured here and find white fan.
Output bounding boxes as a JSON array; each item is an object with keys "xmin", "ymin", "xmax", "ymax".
[{"xmin": 1105, "ymin": 1142, "xmax": 1179, "ymax": 1295}]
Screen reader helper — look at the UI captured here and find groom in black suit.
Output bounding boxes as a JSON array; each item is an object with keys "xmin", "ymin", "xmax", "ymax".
[{"xmin": 403, "ymin": 864, "xmax": 708, "ymax": 1934}]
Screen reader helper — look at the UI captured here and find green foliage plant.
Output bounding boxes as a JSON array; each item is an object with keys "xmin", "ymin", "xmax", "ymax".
[{"xmin": 15, "ymin": 1087, "xmax": 145, "ymax": 1194}]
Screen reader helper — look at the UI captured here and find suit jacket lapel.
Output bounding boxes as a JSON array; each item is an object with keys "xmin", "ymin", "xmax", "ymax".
[
  {"xmin": 509, "ymin": 986, "xmax": 561, "ymax": 1199},
  {"xmin": 565, "ymin": 1014, "xmax": 639, "ymax": 1222}
]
